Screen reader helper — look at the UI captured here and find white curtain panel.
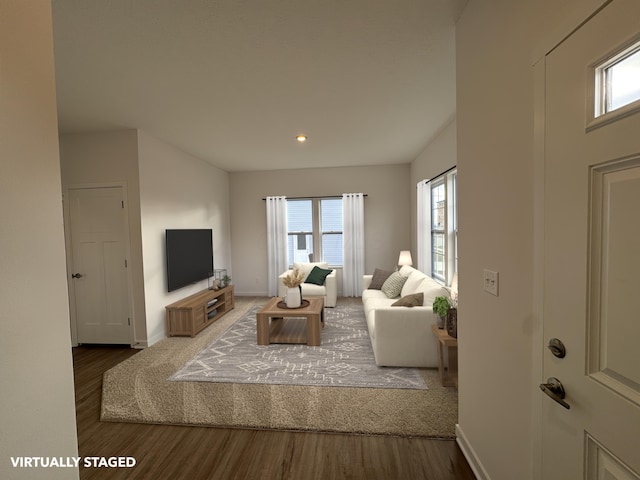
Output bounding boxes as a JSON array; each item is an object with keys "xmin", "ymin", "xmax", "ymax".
[
  {"xmin": 342, "ymin": 193, "xmax": 365, "ymax": 297},
  {"xmin": 266, "ymin": 196, "xmax": 288, "ymax": 296},
  {"xmin": 417, "ymin": 180, "xmax": 432, "ymax": 274}
]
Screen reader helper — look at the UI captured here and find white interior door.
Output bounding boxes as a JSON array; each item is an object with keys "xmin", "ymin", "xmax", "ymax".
[
  {"xmin": 542, "ymin": 0, "xmax": 640, "ymax": 478},
  {"xmin": 68, "ymin": 187, "xmax": 132, "ymax": 344}
]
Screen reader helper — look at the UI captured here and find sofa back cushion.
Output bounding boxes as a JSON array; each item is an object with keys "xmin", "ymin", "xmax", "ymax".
[
  {"xmin": 401, "ymin": 269, "xmax": 427, "ymax": 297},
  {"xmin": 416, "ymin": 276, "xmax": 450, "ymax": 307}
]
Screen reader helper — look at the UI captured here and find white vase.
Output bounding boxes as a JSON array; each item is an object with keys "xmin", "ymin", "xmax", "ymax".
[{"xmin": 286, "ymin": 287, "xmax": 301, "ymax": 308}]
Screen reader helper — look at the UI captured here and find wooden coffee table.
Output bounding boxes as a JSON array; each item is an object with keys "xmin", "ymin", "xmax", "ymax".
[{"xmin": 256, "ymin": 297, "xmax": 325, "ymax": 346}]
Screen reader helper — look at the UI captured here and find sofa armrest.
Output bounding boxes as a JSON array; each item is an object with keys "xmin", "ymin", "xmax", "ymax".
[
  {"xmin": 371, "ymin": 306, "xmax": 440, "ymax": 367},
  {"xmin": 324, "ymin": 269, "xmax": 337, "ymax": 307},
  {"xmin": 362, "ymin": 275, "xmax": 373, "ymax": 291}
]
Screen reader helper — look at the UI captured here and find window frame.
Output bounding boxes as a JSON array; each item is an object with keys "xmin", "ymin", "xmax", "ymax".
[
  {"xmin": 421, "ymin": 168, "xmax": 457, "ymax": 286},
  {"xmin": 588, "ymin": 36, "xmax": 640, "ymax": 131}
]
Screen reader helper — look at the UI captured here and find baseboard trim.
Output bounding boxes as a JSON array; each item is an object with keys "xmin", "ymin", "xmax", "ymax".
[{"xmin": 456, "ymin": 424, "xmax": 491, "ymax": 480}]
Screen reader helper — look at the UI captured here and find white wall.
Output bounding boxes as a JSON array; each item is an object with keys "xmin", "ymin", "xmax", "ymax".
[
  {"xmin": 455, "ymin": 1, "xmax": 608, "ymax": 479},
  {"xmin": 229, "ymin": 165, "xmax": 411, "ymax": 296},
  {"xmin": 137, "ymin": 131, "xmax": 231, "ymax": 345},
  {"xmin": 0, "ymin": 1, "xmax": 79, "ymax": 479},
  {"xmin": 59, "ymin": 130, "xmax": 148, "ymax": 345}
]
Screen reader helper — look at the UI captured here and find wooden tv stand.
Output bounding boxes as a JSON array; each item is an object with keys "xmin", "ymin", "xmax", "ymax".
[{"xmin": 165, "ymin": 285, "xmax": 234, "ymax": 337}]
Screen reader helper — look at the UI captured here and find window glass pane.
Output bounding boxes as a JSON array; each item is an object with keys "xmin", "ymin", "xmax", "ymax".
[
  {"xmin": 432, "ymin": 183, "xmax": 445, "ymax": 230},
  {"xmin": 322, "ymin": 233, "xmax": 343, "ymax": 265},
  {"xmin": 288, "ymin": 234, "xmax": 313, "ymax": 264},
  {"xmin": 608, "ymin": 48, "xmax": 640, "ymax": 112},
  {"xmin": 432, "ymin": 232, "xmax": 445, "ymax": 278},
  {"xmin": 287, "ymin": 200, "xmax": 313, "ymax": 265},
  {"xmin": 287, "ymin": 200, "xmax": 312, "ymax": 232},
  {"xmin": 320, "ymin": 199, "xmax": 343, "ymax": 232},
  {"xmin": 321, "ymin": 198, "xmax": 343, "ymax": 266}
]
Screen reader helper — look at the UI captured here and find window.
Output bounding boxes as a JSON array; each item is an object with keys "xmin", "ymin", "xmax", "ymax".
[
  {"xmin": 594, "ymin": 40, "xmax": 640, "ymax": 118},
  {"xmin": 418, "ymin": 168, "xmax": 457, "ymax": 285},
  {"xmin": 431, "ymin": 180, "xmax": 446, "ymax": 281},
  {"xmin": 287, "ymin": 198, "xmax": 343, "ymax": 266}
]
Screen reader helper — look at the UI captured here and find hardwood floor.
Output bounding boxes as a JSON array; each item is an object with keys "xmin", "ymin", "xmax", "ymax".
[{"xmin": 73, "ymin": 345, "xmax": 476, "ymax": 480}]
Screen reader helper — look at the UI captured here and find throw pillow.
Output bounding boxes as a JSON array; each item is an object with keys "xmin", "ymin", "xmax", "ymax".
[
  {"xmin": 305, "ymin": 266, "xmax": 333, "ymax": 285},
  {"xmin": 381, "ymin": 272, "xmax": 408, "ymax": 298},
  {"xmin": 293, "ymin": 262, "xmax": 329, "ymax": 280},
  {"xmin": 369, "ymin": 268, "xmax": 393, "ymax": 290},
  {"xmin": 392, "ymin": 292, "xmax": 424, "ymax": 307}
]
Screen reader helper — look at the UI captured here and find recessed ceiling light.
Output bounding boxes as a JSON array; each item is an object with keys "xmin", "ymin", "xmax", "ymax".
[{"xmin": 296, "ymin": 135, "xmax": 308, "ymax": 143}]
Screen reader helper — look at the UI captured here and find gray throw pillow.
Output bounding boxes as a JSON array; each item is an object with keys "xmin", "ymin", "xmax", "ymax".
[
  {"xmin": 381, "ymin": 272, "xmax": 407, "ymax": 298},
  {"xmin": 369, "ymin": 268, "xmax": 393, "ymax": 290},
  {"xmin": 392, "ymin": 292, "xmax": 424, "ymax": 307}
]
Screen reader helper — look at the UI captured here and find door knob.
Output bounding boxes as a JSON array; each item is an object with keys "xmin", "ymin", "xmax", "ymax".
[
  {"xmin": 539, "ymin": 377, "xmax": 570, "ymax": 409},
  {"xmin": 72, "ymin": 273, "xmax": 83, "ymax": 278}
]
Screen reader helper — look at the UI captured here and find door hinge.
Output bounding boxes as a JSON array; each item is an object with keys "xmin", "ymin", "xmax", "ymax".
[
  {"xmin": 125, "ymin": 259, "xmax": 128, "ymax": 268},
  {"xmin": 128, "ymin": 318, "xmax": 131, "ymax": 326},
  {"xmin": 121, "ymin": 201, "xmax": 125, "ymax": 208}
]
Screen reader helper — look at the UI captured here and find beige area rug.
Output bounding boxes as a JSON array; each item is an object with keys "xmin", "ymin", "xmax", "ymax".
[{"xmin": 101, "ymin": 297, "xmax": 458, "ymax": 438}]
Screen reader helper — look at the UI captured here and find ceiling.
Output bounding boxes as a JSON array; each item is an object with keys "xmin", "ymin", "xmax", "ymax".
[{"xmin": 51, "ymin": 0, "xmax": 466, "ymax": 172}]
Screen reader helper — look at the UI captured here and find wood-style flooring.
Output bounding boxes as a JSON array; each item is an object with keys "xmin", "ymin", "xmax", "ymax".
[{"xmin": 73, "ymin": 345, "xmax": 476, "ymax": 480}]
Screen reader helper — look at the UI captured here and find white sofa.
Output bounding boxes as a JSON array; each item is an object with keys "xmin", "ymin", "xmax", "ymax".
[
  {"xmin": 278, "ymin": 262, "xmax": 338, "ymax": 307},
  {"xmin": 362, "ymin": 265, "xmax": 450, "ymax": 367}
]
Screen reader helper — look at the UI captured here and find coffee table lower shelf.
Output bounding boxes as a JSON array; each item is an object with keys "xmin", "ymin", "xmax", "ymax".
[
  {"xmin": 256, "ymin": 297, "xmax": 325, "ymax": 346},
  {"xmin": 267, "ymin": 318, "xmax": 314, "ymax": 344}
]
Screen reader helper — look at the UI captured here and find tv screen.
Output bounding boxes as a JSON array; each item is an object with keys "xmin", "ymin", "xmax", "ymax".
[{"xmin": 165, "ymin": 229, "xmax": 213, "ymax": 292}]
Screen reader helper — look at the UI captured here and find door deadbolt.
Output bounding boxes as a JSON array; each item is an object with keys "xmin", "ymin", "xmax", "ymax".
[{"xmin": 547, "ymin": 338, "xmax": 566, "ymax": 358}]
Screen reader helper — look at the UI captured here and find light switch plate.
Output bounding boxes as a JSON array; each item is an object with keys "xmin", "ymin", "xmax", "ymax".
[{"xmin": 484, "ymin": 269, "xmax": 499, "ymax": 296}]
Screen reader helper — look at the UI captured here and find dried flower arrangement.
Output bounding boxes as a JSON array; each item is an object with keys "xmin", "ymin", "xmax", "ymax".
[{"xmin": 282, "ymin": 268, "xmax": 305, "ymax": 288}]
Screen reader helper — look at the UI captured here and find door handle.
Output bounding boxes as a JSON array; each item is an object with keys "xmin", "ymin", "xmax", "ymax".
[
  {"xmin": 72, "ymin": 273, "xmax": 83, "ymax": 278},
  {"xmin": 539, "ymin": 377, "xmax": 570, "ymax": 409}
]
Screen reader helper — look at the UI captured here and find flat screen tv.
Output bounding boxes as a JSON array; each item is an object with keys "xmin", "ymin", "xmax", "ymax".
[{"xmin": 165, "ymin": 229, "xmax": 213, "ymax": 292}]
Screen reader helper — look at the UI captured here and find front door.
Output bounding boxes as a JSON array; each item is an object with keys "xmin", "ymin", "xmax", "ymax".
[
  {"xmin": 68, "ymin": 186, "xmax": 132, "ymax": 344},
  {"xmin": 542, "ymin": 0, "xmax": 640, "ymax": 478}
]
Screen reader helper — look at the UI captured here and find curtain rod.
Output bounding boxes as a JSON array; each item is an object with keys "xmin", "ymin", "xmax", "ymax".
[
  {"xmin": 262, "ymin": 194, "xmax": 368, "ymax": 200},
  {"xmin": 418, "ymin": 165, "xmax": 457, "ymax": 185}
]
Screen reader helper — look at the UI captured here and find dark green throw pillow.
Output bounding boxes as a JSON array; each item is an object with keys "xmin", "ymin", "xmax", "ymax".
[{"xmin": 305, "ymin": 266, "xmax": 333, "ymax": 285}]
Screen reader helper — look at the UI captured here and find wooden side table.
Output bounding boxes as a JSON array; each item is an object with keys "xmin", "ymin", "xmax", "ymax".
[{"xmin": 431, "ymin": 324, "xmax": 458, "ymax": 387}]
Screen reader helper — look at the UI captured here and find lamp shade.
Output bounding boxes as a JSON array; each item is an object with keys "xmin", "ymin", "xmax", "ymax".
[{"xmin": 398, "ymin": 250, "xmax": 413, "ymax": 267}]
